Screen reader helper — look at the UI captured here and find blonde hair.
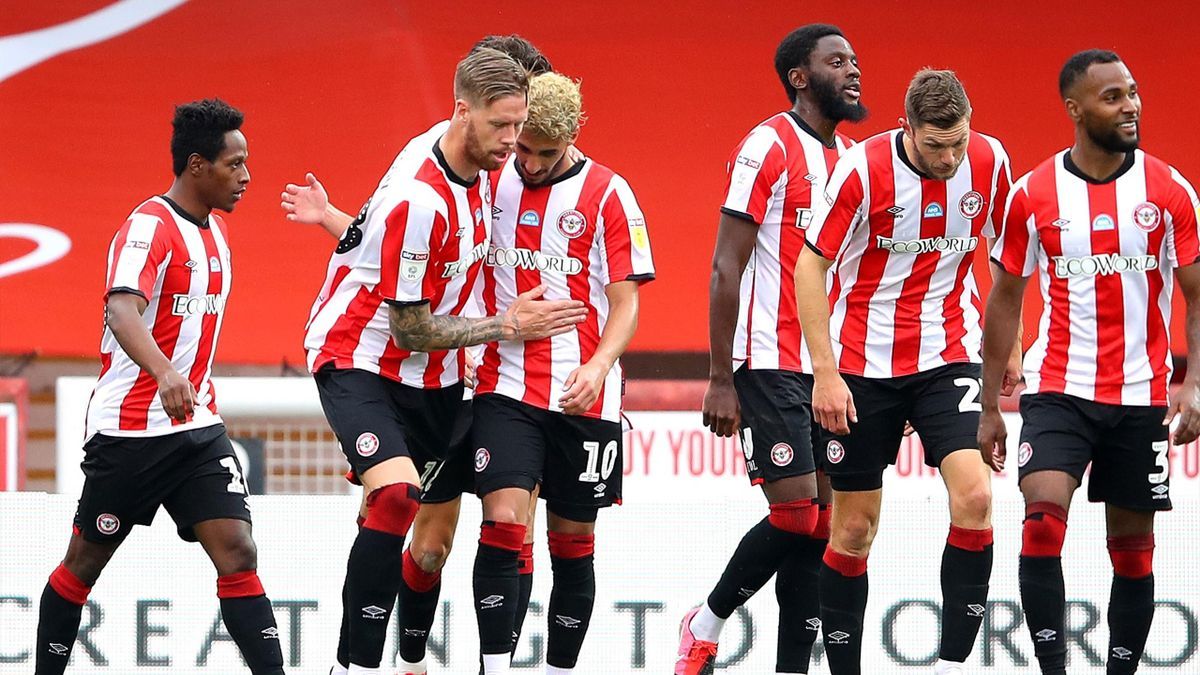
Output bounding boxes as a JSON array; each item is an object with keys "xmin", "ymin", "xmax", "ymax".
[
  {"xmin": 524, "ymin": 72, "xmax": 585, "ymax": 142},
  {"xmin": 454, "ymin": 47, "xmax": 529, "ymax": 107}
]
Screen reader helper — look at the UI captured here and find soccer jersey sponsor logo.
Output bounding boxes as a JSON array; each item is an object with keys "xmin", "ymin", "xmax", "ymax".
[
  {"xmin": 770, "ymin": 442, "xmax": 794, "ymax": 466},
  {"xmin": 208, "ymin": 255, "xmax": 221, "ymax": 272},
  {"xmin": 875, "ymin": 235, "xmax": 978, "ymax": 254},
  {"xmin": 518, "ymin": 210, "xmax": 541, "ymax": 227},
  {"xmin": 171, "ymin": 293, "xmax": 225, "ymax": 316},
  {"xmin": 1051, "ymin": 253, "xmax": 1158, "ymax": 279},
  {"xmin": 735, "ymin": 155, "xmax": 761, "ymax": 170},
  {"xmin": 1091, "ymin": 214, "xmax": 1116, "ymax": 231},
  {"xmin": 441, "ymin": 240, "xmax": 488, "ymax": 278},
  {"xmin": 486, "ymin": 246, "xmax": 584, "ymax": 275},
  {"xmin": 1018, "ymin": 442, "xmax": 1033, "ymax": 468},
  {"xmin": 125, "ymin": 240, "xmax": 151, "ymax": 250},
  {"xmin": 556, "ymin": 209, "xmax": 587, "ymax": 239},
  {"xmin": 400, "ymin": 249, "xmax": 429, "ymax": 281},
  {"xmin": 959, "ymin": 191, "xmax": 985, "ymax": 219},
  {"xmin": 96, "ymin": 513, "xmax": 120, "ymax": 535},
  {"xmin": 826, "ymin": 440, "xmax": 846, "ymax": 465},
  {"xmin": 1133, "ymin": 202, "xmax": 1161, "ymax": 232},
  {"xmin": 355, "ymin": 432, "xmax": 379, "ymax": 457},
  {"xmin": 923, "ymin": 203, "xmax": 945, "ymax": 218},
  {"xmin": 474, "ymin": 447, "xmax": 491, "ymax": 472}
]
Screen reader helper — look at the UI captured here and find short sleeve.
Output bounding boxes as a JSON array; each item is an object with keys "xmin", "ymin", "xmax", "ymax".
[
  {"xmin": 1165, "ymin": 167, "xmax": 1200, "ymax": 268},
  {"xmin": 984, "ymin": 144, "xmax": 1013, "ymax": 239},
  {"xmin": 805, "ymin": 151, "xmax": 866, "ymax": 260},
  {"xmin": 105, "ymin": 212, "xmax": 170, "ymax": 301},
  {"xmin": 600, "ymin": 176, "xmax": 655, "ymax": 284},
  {"xmin": 720, "ymin": 128, "xmax": 786, "ymax": 224},
  {"xmin": 990, "ymin": 174, "xmax": 1039, "ymax": 278},
  {"xmin": 379, "ymin": 199, "xmax": 448, "ymax": 305}
]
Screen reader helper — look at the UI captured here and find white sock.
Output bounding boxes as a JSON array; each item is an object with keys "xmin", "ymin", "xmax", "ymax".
[
  {"xmin": 348, "ymin": 665, "xmax": 382, "ymax": 675},
  {"xmin": 933, "ymin": 659, "xmax": 965, "ymax": 674},
  {"xmin": 329, "ymin": 665, "xmax": 350, "ymax": 675},
  {"xmin": 688, "ymin": 602, "xmax": 725, "ymax": 643},
  {"xmin": 546, "ymin": 666, "xmax": 574, "ymax": 675},
  {"xmin": 398, "ymin": 657, "xmax": 427, "ymax": 674},
  {"xmin": 481, "ymin": 653, "xmax": 511, "ymax": 674}
]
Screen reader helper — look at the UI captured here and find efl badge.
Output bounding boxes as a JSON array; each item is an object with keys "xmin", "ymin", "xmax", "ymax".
[
  {"xmin": 474, "ymin": 448, "xmax": 491, "ymax": 472},
  {"xmin": 96, "ymin": 513, "xmax": 120, "ymax": 535},
  {"xmin": 355, "ymin": 432, "xmax": 379, "ymax": 457},
  {"xmin": 959, "ymin": 191, "xmax": 985, "ymax": 219},
  {"xmin": 629, "ymin": 217, "xmax": 650, "ymax": 251},
  {"xmin": 400, "ymin": 250, "xmax": 429, "ymax": 282},
  {"xmin": 826, "ymin": 440, "xmax": 846, "ymax": 464},
  {"xmin": 1017, "ymin": 442, "xmax": 1033, "ymax": 468},
  {"xmin": 1132, "ymin": 202, "xmax": 1161, "ymax": 232},
  {"xmin": 770, "ymin": 442, "xmax": 794, "ymax": 466},
  {"xmin": 557, "ymin": 210, "xmax": 587, "ymax": 239}
]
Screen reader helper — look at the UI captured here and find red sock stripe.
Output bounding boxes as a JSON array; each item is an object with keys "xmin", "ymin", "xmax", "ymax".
[
  {"xmin": 362, "ymin": 483, "xmax": 421, "ymax": 536},
  {"xmin": 216, "ymin": 570, "xmax": 265, "ymax": 599},
  {"xmin": 49, "ymin": 564, "xmax": 90, "ymax": 606},
  {"xmin": 822, "ymin": 546, "xmax": 867, "ymax": 577},
  {"xmin": 948, "ymin": 525, "xmax": 994, "ymax": 552},
  {"xmin": 1108, "ymin": 534, "xmax": 1155, "ymax": 578},
  {"xmin": 1021, "ymin": 503, "xmax": 1068, "ymax": 558},
  {"xmin": 518, "ymin": 542, "xmax": 535, "ymax": 574},
  {"xmin": 402, "ymin": 549, "xmax": 441, "ymax": 592},
  {"xmin": 768, "ymin": 499, "xmax": 819, "ymax": 535},
  {"xmin": 812, "ymin": 505, "xmax": 832, "ymax": 541},
  {"xmin": 480, "ymin": 521, "xmax": 526, "ymax": 552},
  {"xmin": 548, "ymin": 531, "xmax": 595, "ymax": 559}
]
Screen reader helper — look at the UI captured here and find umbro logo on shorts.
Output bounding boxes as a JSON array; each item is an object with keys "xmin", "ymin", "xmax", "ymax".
[{"xmin": 805, "ymin": 617, "xmax": 821, "ymax": 631}]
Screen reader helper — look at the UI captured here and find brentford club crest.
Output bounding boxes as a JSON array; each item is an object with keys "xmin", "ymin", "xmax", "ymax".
[
  {"xmin": 826, "ymin": 440, "xmax": 846, "ymax": 464},
  {"xmin": 96, "ymin": 513, "xmax": 120, "ymax": 535},
  {"xmin": 959, "ymin": 191, "xmax": 985, "ymax": 219},
  {"xmin": 474, "ymin": 448, "xmax": 491, "ymax": 472},
  {"xmin": 770, "ymin": 442, "xmax": 794, "ymax": 466},
  {"xmin": 1018, "ymin": 442, "xmax": 1033, "ymax": 468},
  {"xmin": 355, "ymin": 432, "xmax": 379, "ymax": 457},
  {"xmin": 1132, "ymin": 202, "xmax": 1161, "ymax": 232},
  {"xmin": 556, "ymin": 210, "xmax": 587, "ymax": 239}
]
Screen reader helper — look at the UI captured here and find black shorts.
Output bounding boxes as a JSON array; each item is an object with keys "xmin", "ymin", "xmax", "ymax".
[
  {"xmin": 815, "ymin": 362, "xmax": 982, "ymax": 492},
  {"xmin": 421, "ymin": 399, "xmax": 475, "ymax": 504},
  {"xmin": 733, "ymin": 367, "xmax": 819, "ymax": 485},
  {"xmin": 315, "ymin": 367, "xmax": 463, "ymax": 497},
  {"xmin": 471, "ymin": 393, "xmax": 622, "ymax": 522},
  {"xmin": 73, "ymin": 424, "xmax": 251, "ymax": 543},
  {"xmin": 1018, "ymin": 393, "xmax": 1172, "ymax": 511}
]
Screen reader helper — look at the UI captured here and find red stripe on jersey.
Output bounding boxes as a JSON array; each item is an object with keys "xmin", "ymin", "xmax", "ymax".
[
  {"xmin": 1143, "ymin": 158, "xmax": 1174, "ymax": 398},
  {"xmin": 891, "ymin": 179, "xmax": 943, "ymax": 372},
  {"xmin": 186, "ymin": 227, "xmax": 223, "ymax": 397},
  {"xmin": 318, "ymin": 287, "xmax": 385, "ymax": 372},
  {"xmin": 773, "ymin": 123, "xmax": 807, "ymax": 371},
  {"xmin": 576, "ymin": 167, "xmax": 616, "ymax": 417},
  {"xmin": 1087, "ymin": 180, "xmax": 1126, "ymax": 402},
  {"xmin": 416, "ymin": 161, "xmax": 457, "ymax": 388},
  {"xmin": 105, "ymin": 226, "xmax": 131, "ymax": 293},
  {"xmin": 821, "ymin": 144, "xmax": 845, "ymax": 314},
  {"xmin": 839, "ymin": 136, "xmax": 895, "ymax": 376},
  {"xmin": 1036, "ymin": 168, "xmax": 1072, "ymax": 394},
  {"xmin": 516, "ymin": 183, "xmax": 553, "ymax": 408}
]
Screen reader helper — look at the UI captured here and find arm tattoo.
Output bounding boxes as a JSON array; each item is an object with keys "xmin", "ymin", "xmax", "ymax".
[{"xmin": 389, "ymin": 304, "xmax": 507, "ymax": 351}]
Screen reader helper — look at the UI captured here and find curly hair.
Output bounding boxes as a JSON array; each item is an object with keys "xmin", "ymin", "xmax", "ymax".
[
  {"xmin": 523, "ymin": 72, "xmax": 585, "ymax": 142},
  {"xmin": 170, "ymin": 98, "xmax": 243, "ymax": 176}
]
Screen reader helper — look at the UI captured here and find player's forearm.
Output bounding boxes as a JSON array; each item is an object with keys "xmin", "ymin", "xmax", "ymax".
[
  {"xmin": 107, "ymin": 301, "xmax": 176, "ymax": 380},
  {"xmin": 589, "ymin": 287, "xmax": 638, "ymax": 372},
  {"xmin": 389, "ymin": 306, "xmax": 508, "ymax": 351},
  {"xmin": 707, "ymin": 259, "xmax": 741, "ymax": 381},
  {"xmin": 323, "ymin": 204, "xmax": 354, "ymax": 238},
  {"xmin": 794, "ymin": 252, "xmax": 837, "ymax": 376},
  {"xmin": 1182, "ymin": 287, "xmax": 1200, "ymax": 386},
  {"xmin": 981, "ymin": 282, "xmax": 1024, "ymax": 408}
]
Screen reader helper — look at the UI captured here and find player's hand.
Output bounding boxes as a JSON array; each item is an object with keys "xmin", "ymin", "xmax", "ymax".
[
  {"xmin": 702, "ymin": 376, "xmax": 740, "ymax": 437},
  {"xmin": 281, "ymin": 172, "xmax": 329, "ymax": 225},
  {"xmin": 813, "ymin": 372, "xmax": 856, "ymax": 435},
  {"xmin": 1002, "ymin": 349, "xmax": 1024, "ymax": 397},
  {"xmin": 977, "ymin": 407, "xmax": 1008, "ymax": 472},
  {"xmin": 1165, "ymin": 378, "xmax": 1200, "ymax": 445},
  {"xmin": 559, "ymin": 360, "xmax": 608, "ymax": 415},
  {"xmin": 464, "ymin": 349, "xmax": 478, "ymax": 390},
  {"xmin": 503, "ymin": 284, "xmax": 588, "ymax": 341},
  {"xmin": 157, "ymin": 370, "xmax": 197, "ymax": 422},
  {"xmin": 902, "ymin": 421, "xmax": 915, "ymax": 437}
]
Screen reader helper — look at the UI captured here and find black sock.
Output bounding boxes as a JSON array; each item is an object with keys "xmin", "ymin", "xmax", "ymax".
[
  {"xmin": 707, "ymin": 517, "xmax": 804, "ymax": 617},
  {"xmin": 35, "ymin": 568, "xmax": 89, "ymax": 675},
  {"xmin": 1107, "ymin": 574, "xmax": 1154, "ymax": 674},
  {"xmin": 1020, "ymin": 555, "xmax": 1067, "ymax": 674},
  {"xmin": 345, "ymin": 527, "xmax": 406, "ymax": 667},
  {"xmin": 474, "ymin": 521, "xmax": 526, "ymax": 655},
  {"xmin": 512, "ymin": 542, "xmax": 535, "ymax": 653},
  {"xmin": 546, "ymin": 534, "xmax": 596, "ymax": 669},
  {"xmin": 335, "ymin": 515, "xmax": 364, "ymax": 669},
  {"xmin": 819, "ymin": 548, "xmax": 868, "ymax": 675},
  {"xmin": 398, "ymin": 549, "xmax": 442, "ymax": 664},
  {"xmin": 939, "ymin": 527, "xmax": 994, "ymax": 662},
  {"xmin": 775, "ymin": 536, "xmax": 824, "ymax": 673},
  {"xmin": 218, "ymin": 590, "xmax": 284, "ymax": 674}
]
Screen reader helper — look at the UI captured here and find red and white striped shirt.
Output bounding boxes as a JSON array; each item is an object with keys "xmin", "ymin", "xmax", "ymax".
[
  {"xmin": 993, "ymin": 149, "xmax": 1200, "ymax": 406},
  {"xmin": 722, "ymin": 112, "xmax": 852, "ymax": 372},
  {"xmin": 86, "ymin": 196, "xmax": 231, "ymax": 440},
  {"xmin": 304, "ymin": 135, "xmax": 490, "ymax": 389},
  {"xmin": 807, "ymin": 129, "xmax": 1011, "ymax": 378},
  {"xmin": 474, "ymin": 156, "xmax": 655, "ymax": 422}
]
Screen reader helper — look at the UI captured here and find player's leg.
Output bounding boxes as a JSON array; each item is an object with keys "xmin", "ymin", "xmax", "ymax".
[
  {"xmin": 774, "ymin": 470, "xmax": 833, "ymax": 674},
  {"xmin": 35, "ymin": 533, "xmax": 119, "ymax": 674},
  {"xmin": 1103, "ymin": 506, "xmax": 1156, "ymax": 674},
  {"xmin": 166, "ymin": 427, "xmax": 284, "ymax": 675},
  {"xmin": 472, "ymin": 394, "xmax": 543, "ymax": 674},
  {"xmin": 543, "ymin": 507, "xmax": 597, "ymax": 675},
  {"xmin": 677, "ymin": 369, "xmax": 820, "ymax": 675},
  {"xmin": 333, "ymin": 486, "xmax": 368, "ymax": 675},
  {"xmin": 1014, "ymin": 393, "xmax": 1093, "ymax": 675},
  {"xmin": 512, "ymin": 487, "xmax": 540, "ymax": 656},
  {"xmin": 397, "ymin": 497, "xmax": 461, "ymax": 674}
]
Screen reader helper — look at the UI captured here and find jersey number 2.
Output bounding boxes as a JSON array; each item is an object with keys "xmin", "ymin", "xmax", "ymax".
[
  {"xmin": 219, "ymin": 457, "xmax": 247, "ymax": 495},
  {"xmin": 954, "ymin": 377, "xmax": 983, "ymax": 413}
]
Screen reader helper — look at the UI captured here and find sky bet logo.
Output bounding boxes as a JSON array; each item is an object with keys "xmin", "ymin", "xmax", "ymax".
[{"xmin": 171, "ymin": 293, "xmax": 224, "ymax": 317}]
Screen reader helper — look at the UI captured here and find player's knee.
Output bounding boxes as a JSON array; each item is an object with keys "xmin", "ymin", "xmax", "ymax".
[
  {"xmin": 834, "ymin": 511, "xmax": 877, "ymax": 553},
  {"xmin": 363, "ymin": 482, "xmax": 422, "ymax": 536},
  {"xmin": 214, "ymin": 534, "xmax": 258, "ymax": 575},
  {"xmin": 767, "ymin": 498, "xmax": 819, "ymax": 536},
  {"xmin": 1108, "ymin": 534, "xmax": 1155, "ymax": 578},
  {"xmin": 950, "ymin": 483, "xmax": 993, "ymax": 524},
  {"xmin": 408, "ymin": 535, "xmax": 453, "ymax": 573},
  {"xmin": 62, "ymin": 541, "xmax": 117, "ymax": 586},
  {"xmin": 1021, "ymin": 501, "xmax": 1068, "ymax": 557}
]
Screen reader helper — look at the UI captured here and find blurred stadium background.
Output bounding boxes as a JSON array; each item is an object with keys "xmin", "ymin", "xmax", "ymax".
[{"xmin": 3, "ymin": 1, "xmax": 1200, "ymax": 672}]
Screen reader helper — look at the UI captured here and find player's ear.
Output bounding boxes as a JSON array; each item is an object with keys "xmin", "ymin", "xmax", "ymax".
[
  {"xmin": 453, "ymin": 98, "xmax": 471, "ymax": 123},
  {"xmin": 789, "ymin": 67, "xmax": 808, "ymax": 92},
  {"xmin": 187, "ymin": 153, "xmax": 206, "ymax": 176},
  {"xmin": 1063, "ymin": 97, "xmax": 1082, "ymax": 123}
]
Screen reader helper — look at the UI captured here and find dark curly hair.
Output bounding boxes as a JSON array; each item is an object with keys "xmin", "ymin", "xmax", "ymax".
[{"xmin": 170, "ymin": 98, "xmax": 244, "ymax": 176}]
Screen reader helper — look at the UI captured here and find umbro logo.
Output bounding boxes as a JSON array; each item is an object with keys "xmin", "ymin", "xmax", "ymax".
[
  {"xmin": 737, "ymin": 587, "xmax": 755, "ymax": 598},
  {"xmin": 361, "ymin": 605, "xmax": 388, "ymax": 620},
  {"xmin": 555, "ymin": 615, "xmax": 582, "ymax": 628},
  {"xmin": 404, "ymin": 628, "xmax": 427, "ymax": 637},
  {"xmin": 1151, "ymin": 484, "xmax": 1169, "ymax": 495},
  {"xmin": 827, "ymin": 630, "xmax": 851, "ymax": 644},
  {"xmin": 886, "ymin": 206, "xmax": 905, "ymax": 218},
  {"xmin": 594, "ymin": 483, "xmax": 607, "ymax": 495},
  {"xmin": 805, "ymin": 617, "xmax": 822, "ymax": 631},
  {"xmin": 48, "ymin": 643, "xmax": 69, "ymax": 656},
  {"xmin": 1035, "ymin": 628, "xmax": 1057, "ymax": 642},
  {"xmin": 1052, "ymin": 218, "xmax": 1071, "ymax": 228},
  {"xmin": 261, "ymin": 627, "xmax": 279, "ymax": 640},
  {"xmin": 967, "ymin": 603, "xmax": 986, "ymax": 618},
  {"xmin": 804, "ymin": 173, "xmax": 817, "ymax": 183},
  {"xmin": 1112, "ymin": 646, "xmax": 1133, "ymax": 660},
  {"xmin": 480, "ymin": 594, "xmax": 504, "ymax": 609},
  {"xmin": 492, "ymin": 206, "xmax": 503, "ymax": 217}
]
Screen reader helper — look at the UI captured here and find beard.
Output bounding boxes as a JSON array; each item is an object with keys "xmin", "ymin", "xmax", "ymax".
[
  {"xmin": 464, "ymin": 122, "xmax": 502, "ymax": 171},
  {"xmin": 810, "ymin": 73, "xmax": 868, "ymax": 123},
  {"xmin": 1087, "ymin": 119, "xmax": 1139, "ymax": 153}
]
